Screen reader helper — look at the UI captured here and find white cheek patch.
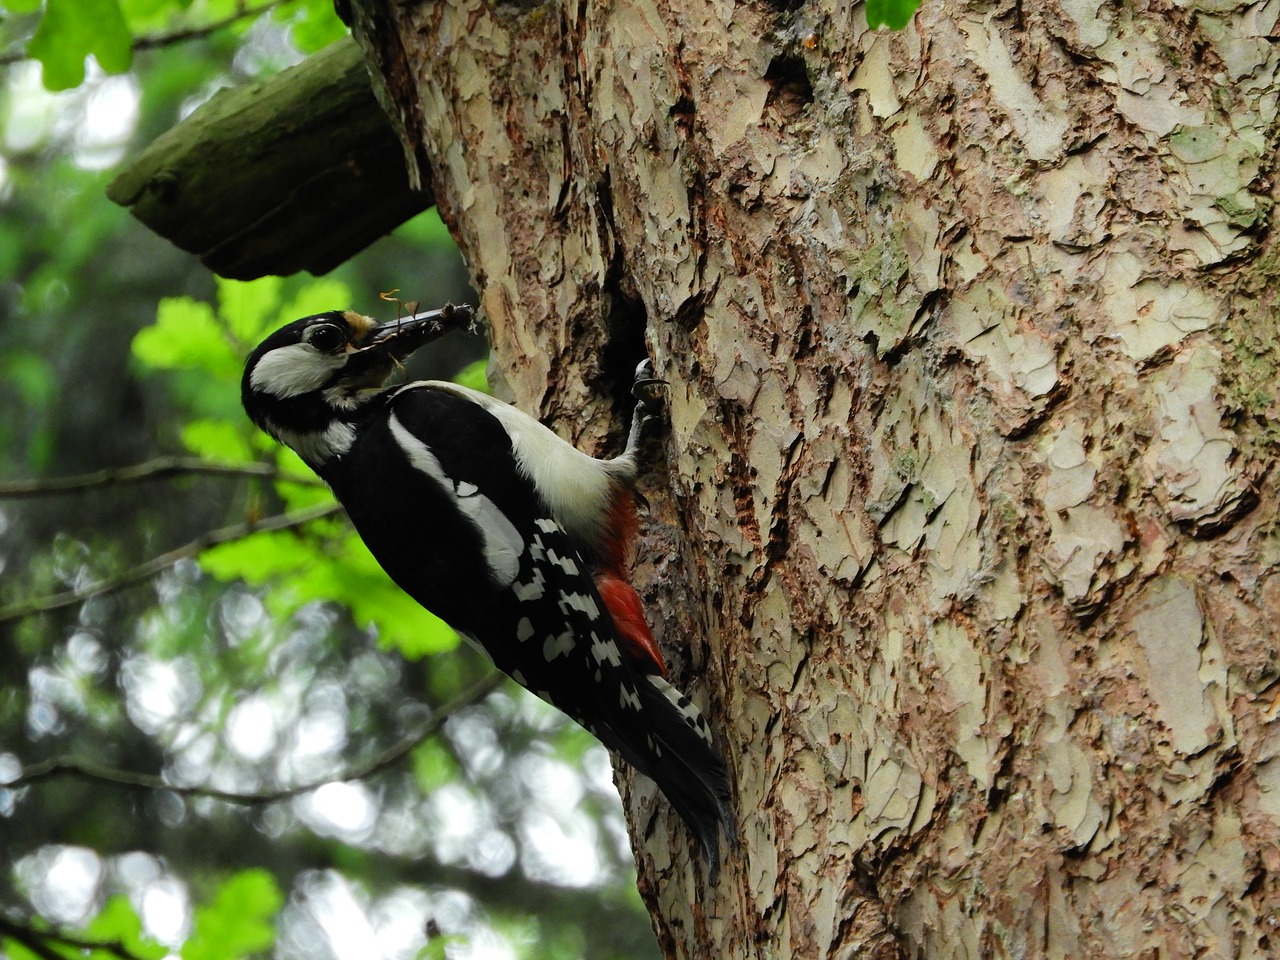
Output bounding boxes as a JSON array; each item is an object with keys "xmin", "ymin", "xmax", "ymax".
[{"xmin": 250, "ymin": 343, "xmax": 343, "ymax": 398}]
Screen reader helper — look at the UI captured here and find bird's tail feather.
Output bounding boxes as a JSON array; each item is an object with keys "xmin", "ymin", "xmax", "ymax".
[{"xmin": 607, "ymin": 673, "xmax": 735, "ymax": 882}]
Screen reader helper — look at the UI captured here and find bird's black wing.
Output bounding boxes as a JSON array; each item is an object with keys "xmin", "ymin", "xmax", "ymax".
[{"xmin": 329, "ymin": 383, "xmax": 733, "ymax": 870}]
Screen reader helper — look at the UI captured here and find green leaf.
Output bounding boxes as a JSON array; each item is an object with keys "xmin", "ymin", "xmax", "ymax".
[
  {"xmin": 0, "ymin": 351, "xmax": 55, "ymax": 406},
  {"xmin": 394, "ymin": 207, "xmax": 457, "ymax": 252},
  {"xmin": 117, "ymin": 0, "xmax": 184, "ymax": 31},
  {"xmin": 452, "ymin": 358, "xmax": 490, "ymax": 394},
  {"xmin": 0, "ymin": 897, "xmax": 165, "ymax": 960},
  {"xmin": 199, "ymin": 528, "xmax": 319, "ymax": 584},
  {"xmin": 0, "ymin": 939, "xmax": 49, "ymax": 960},
  {"xmin": 272, "ymin": 445, "xmax": 314, "ymax": 479},
  {"xmin": 418, "ymin": 933, "xmax": 465, "ymax": 960},
  {"xmin": 273, "ymin": 447, "xmax": 333, "ymax": 510},
  {"xmin": 181, "ymin": 419, "xmax": 256, "ymax": 463},
  {"xmin": 1, "ymin": 0, "xmax": 43, "ymax": 14},
  {"xmin": 278, "ymin": 277, "xmax": 353, "ymax": 328},
  {"xmin": 216, "ymin": 276, "xmax": 284, "ymax": 347},
  {"xmin": 27, "ymin": 0, "xmax": 132, "ymax": 90},
  {"xmin": 411, "ymin": 738, "xmax": 460, "ymax": 793},
  {"xmin": 199, "ymin": 522, "xmax": 458, "ymax": 660},
  {"xmin": 331, "ymin": 534, "xmax": 458, "ymax": 658},
  {"xmin": 83, "ymin": 895, "xmax": 168, "ymax": 960},
  {"xmin": 212, "ymin": 275, "xmax": 353, "ymax": 351},
  {"xmin": 182, "ymin": 869, "xmax": 283, "ymax": 960},
  {"xmin": 133, "ymin": 297, "xmax": 240, "ymax": 380},
  {"xmin": 279, "ymin": 0, "xmax": 348, "ymax": 54},
  {"xmin": 281, "ymin": 533, "xmax": 457, "ymax": 658},
  {"xmin": 866, "ymin": 0, "xmax": 921, "ymax": 29}
]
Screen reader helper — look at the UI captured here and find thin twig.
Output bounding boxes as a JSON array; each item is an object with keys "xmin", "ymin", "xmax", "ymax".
[
  {"xmin": 0, "ymin": 1, "xmax": 282, "ymax": 68},
  {"xmin": 0, "ymin": 916, "xmax": 67, "ymax": 960},
  {"xmin": 0, "ymin": 912, "xmax": 152, "ymax": 960},
  {"xmin": 6, "ymin": 673, "xmax": 505, "ymax": 802},
  {"xmin": 0, "ymin": 455, "xmax": 321, "ymax": 498},
  {"xmin": 133, "ymin": 1, "xmax": 282, "ymax": 52},
  {"xmin": 0, "ymin": 500, "xmax": 343, "ymax": 624}
]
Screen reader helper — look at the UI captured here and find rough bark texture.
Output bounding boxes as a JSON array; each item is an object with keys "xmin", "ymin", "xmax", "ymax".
[{"xmin": 352, "ymin": 0, "xmax": 1280, "ymax": 956}]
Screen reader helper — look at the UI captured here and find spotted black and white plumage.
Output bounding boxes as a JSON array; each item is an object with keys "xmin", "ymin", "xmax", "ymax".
[{"xmin": 241, "ymin": 306, "xmax": 734, "ymax": 877}]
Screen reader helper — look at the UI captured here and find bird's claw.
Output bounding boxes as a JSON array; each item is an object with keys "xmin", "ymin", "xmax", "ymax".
[{"xmin": 632, "ymin": 359, "xmax": 667, "ymax": 414}]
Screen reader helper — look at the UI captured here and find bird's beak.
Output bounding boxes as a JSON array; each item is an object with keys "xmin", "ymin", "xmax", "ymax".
[{"xmin": 361, "ymin": 303, "xmax": 476, "ymax": 362}]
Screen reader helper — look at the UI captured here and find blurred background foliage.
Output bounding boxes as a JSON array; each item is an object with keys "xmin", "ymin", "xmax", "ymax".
[{"xmin": 0, "ymin": 1, "xmax": 660, "ymax": 958}]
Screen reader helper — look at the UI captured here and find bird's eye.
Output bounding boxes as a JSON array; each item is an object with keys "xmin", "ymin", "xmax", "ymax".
[{"xmin": 306, "ymin": 324, "xmax": 346, "ymax": 352}]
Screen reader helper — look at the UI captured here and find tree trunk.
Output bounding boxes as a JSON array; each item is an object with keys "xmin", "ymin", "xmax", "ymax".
[{"xmin": 349, "ymin": 0, "xmax": 1280, "ymax": 956}]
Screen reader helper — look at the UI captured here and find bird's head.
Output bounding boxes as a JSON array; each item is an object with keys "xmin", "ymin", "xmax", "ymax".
[{"xmin": 241, "ymin": 304, "xmax": 473, "ymax": 465}]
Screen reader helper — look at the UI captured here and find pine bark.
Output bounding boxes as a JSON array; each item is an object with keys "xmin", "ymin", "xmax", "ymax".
[{"xmin": 351, "ymin": 0, "xmax": 1280, "ymax": 956}]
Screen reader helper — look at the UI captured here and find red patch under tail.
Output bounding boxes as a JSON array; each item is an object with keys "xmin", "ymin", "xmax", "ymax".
[
  {"xmin": 595, "ymin": 488, "xmax": 666, "ymax": 675},
  {"xmin": 596, "ymin": 573, "xmax": 668, "ymax": 677}
]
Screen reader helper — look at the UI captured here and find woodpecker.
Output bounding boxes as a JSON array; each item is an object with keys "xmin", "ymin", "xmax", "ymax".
[{"xmin": 241, "ymin": 304, "xmax": 733, "ymax": 877}]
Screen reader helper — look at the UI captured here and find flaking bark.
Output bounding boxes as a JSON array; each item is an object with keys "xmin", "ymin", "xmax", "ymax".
[{"xmin": 351, "ymin": 0, "xmax": 1280, "ymax": 956}]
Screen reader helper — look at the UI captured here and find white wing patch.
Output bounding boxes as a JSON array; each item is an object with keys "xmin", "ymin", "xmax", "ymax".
[
  {"xmin": 546, "ymin": 547, "xmax": 579, "ymax": 576},
  {"xmin": 513, "ymin": 564, "xmax": 547, "ymax": 602},
  {"xmin": 544, "ymin": 629, "xmax": 576, "ymax": 662},
  {"xmin": 558, "ymin": 590, "xmax": 599, "ymax": 618},
  {"xmin": 590, "ymin": 636, "xmax": 622, "ymax": 668},
  {"xmin": 250, "ymin": 342, "xmax": 343, "ymax": 398},
  {"xmin": 388, "ymin": 413, "xmax": 524, "ymax": 587}
]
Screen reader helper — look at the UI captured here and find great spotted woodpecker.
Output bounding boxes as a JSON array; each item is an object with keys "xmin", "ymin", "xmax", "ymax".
[{"xmin": 241, "ymin": 304, "xmax": 733, "ymax": 877}]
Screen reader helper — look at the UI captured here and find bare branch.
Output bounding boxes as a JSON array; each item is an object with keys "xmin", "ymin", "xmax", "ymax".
[
  {"xmin": 0, "ymin": 456, "xmax": 322, "ymax": 498},
  {"xmin": 0, "ymin": 2, "xmax": 282, "ymax": 68},
  {"xmin": 6, "ymin": 673, "xmax": 505, "ymax": 802},
  {"xmin": 0, "ymin": 501, "xmax": 343, "ymax": 625}
]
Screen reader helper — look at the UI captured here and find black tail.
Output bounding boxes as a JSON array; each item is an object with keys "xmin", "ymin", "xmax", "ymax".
[{"xmin": 604, "ymin": 674, "xmax": 735, "ymax": 882}]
